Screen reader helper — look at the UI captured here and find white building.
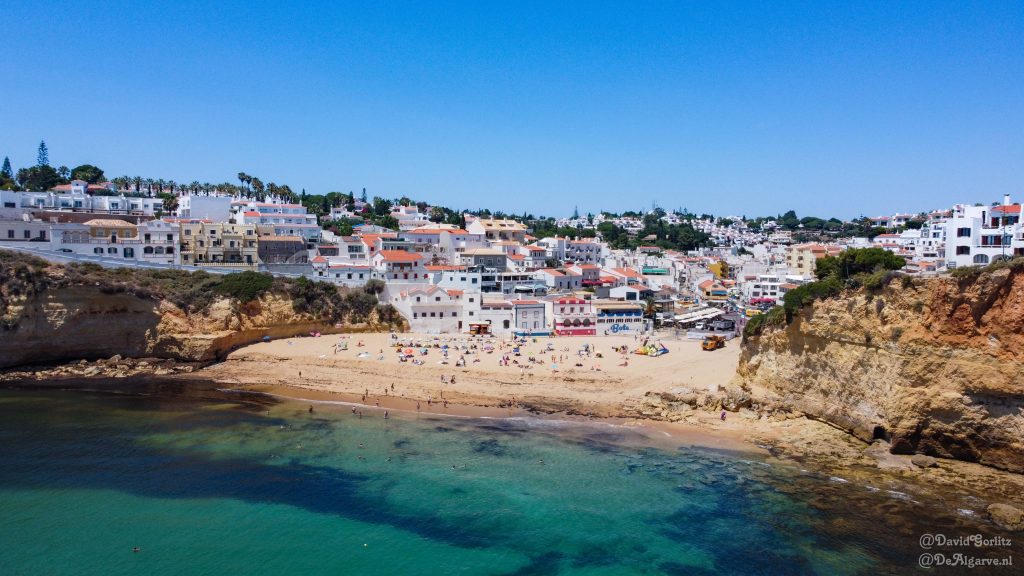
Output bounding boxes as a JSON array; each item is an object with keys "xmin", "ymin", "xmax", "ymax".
[
  {"xmin": 48, "ymin": 218, "xmax": 180, "ymax": 265},
  {"xmin": 390, "ymin": 285, "xmax": 465, "ymax": 334},
  {"xmin": 234, "ymin": 201, "xmax": 320, "ymax": 244},
  {"xmin": 944, "ymin": 196, "xmax": 1023, "ymax": 268},
  {"xmin": 0, "ymin": 189, "xmax": 164, "ymax": 216},
  {"xmin": 548, "ymin": 297, "xmax": 596, "ymax": 336},
  {"xmin": 177, "ymin": 195, "xmax": 232, "ymax": 222},
  {"xmin": 310, "ymin": 257, "xmax": 377, "ymax": 287},
  {"xmin": 511, "ymin": 299, "xmax": 548, "ymax": 336}
]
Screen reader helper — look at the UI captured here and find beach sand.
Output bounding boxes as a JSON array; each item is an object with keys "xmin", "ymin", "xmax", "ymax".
[{"xmin": 205, "ymin": 331, "xmax": 740, "ymax": 418}]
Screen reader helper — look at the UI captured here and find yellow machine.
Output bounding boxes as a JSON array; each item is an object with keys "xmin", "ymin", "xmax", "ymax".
[{"xmin": 701, "ymin": 335, "xmax": 726, "ymax": 351}]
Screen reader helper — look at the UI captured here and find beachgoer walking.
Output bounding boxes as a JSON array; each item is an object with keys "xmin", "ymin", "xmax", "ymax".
[{"xmin": 720, "ymin": 411, "xmax": 726, "ymax": 421}]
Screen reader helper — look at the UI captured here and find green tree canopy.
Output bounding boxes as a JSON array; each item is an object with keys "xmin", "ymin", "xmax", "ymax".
[
  {"xmin": 815, "ymin": 247, "xmax": 906, "ymax": 280},
  {"xmin": 16, "ymin": 165, "xmax": 64, "ymax": 191},
  {"xmin": 70, "ymin": 164, "xmax": 105, "ymax": 183}
]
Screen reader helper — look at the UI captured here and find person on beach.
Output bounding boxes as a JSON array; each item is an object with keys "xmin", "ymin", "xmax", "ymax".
[
  {"xmin": 720, "ymin": 410, "xmax": 727, "ymax": 421},
  {"xmin": 384, "ymin": 411, "xmax": 389, "ymax": 419},
  {"xmin": 308, "ymin": 405, "xmax": 314, "ymax": 414}
]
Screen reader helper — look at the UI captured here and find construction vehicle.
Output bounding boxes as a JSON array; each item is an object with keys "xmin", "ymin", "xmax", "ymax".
[{"xmin": 701, "ymin": 335, "xmax": 726, "ymax": 351}]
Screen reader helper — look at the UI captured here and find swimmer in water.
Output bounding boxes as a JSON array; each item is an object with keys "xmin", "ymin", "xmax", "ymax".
[{"xmin": 132, "ymin": 547, "xmax": 140, "ymax": 553}]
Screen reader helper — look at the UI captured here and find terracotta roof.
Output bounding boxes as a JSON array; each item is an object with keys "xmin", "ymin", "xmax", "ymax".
[
  {"xmin": 612, "ymin": 268, "xmax": 643, "ymax": 278},
  {"xmin": 512, "ymin": 300, "xmax": 542, "ymax": 305},
  {"xmin": 992, "ymin": 204, "xmax": 1022, "ymax": 214},
  {"xmin": 377, "ymin": 250, "xmax": 423, "ymax": 262},
  {"xmin": 311, "ymin": 256, "xmax": 327, "ymax": 264},
  {"xmin": 539, "ymin": 269, "xmax": 564, "ymax": 276}
]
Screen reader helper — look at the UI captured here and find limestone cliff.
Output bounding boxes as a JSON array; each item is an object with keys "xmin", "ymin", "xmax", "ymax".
[
  {"xmin": 0, "ymin": 284, "xmax": 397, "ymax": 369},
  {"xmin": 737, "ymin": 267, "xmax": 1024, "ymax": 473}
]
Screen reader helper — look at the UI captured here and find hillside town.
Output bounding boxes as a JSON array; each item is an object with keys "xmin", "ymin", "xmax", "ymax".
[{"xmin": 2, "ymin": 158, "xmax": 1021, "ymax": 339}]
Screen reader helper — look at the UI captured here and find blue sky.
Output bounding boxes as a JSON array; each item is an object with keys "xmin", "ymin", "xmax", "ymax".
[{"xmin": 2, "ymin": 1, "xmax": 1021, "ymax": 218}]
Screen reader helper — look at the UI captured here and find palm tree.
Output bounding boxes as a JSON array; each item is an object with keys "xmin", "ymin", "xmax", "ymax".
[
  {"xmin": 644, "ymin": 296, "xmax": 657, "ymax": 319},
  {"xmin": 237, "ymin": 172, "xmax": 250, "ymax": 194},
  {"xmin": 251, "ymin": 177, "xmax": 265, "ymax": 201}
]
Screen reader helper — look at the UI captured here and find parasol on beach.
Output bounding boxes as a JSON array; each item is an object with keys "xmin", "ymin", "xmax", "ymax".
[{"xmin": 403, "ymin": 348, "xmax": 415, "ymax": 355}]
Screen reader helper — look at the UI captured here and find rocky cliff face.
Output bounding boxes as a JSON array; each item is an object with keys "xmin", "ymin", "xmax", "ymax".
[
  {"xmin": 737, "ymin": 268, "xmax": 1024, "ymax": 473},
  {"xmin": 0, "ymin": 286, "xmax": 390, "ymax": 369}
]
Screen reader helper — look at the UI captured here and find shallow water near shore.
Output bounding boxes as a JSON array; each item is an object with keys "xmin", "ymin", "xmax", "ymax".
[{"xmin": 0, "ymin": 388, "xmax": 1015, "ymax": 575}]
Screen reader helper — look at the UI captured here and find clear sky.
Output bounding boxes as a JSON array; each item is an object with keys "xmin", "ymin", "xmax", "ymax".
[{"xmin": 2, "ymin": 1, "xmax": 1021, "ymax": 219}]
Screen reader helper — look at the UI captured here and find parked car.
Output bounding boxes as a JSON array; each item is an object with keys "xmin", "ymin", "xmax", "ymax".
[{"xmin": 57, "ymin": 248, "xmax": 73, "ymax": 253}]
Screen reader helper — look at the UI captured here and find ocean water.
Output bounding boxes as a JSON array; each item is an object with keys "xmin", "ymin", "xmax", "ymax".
[{"xmin": 0, "ymin": 388, "xmax": 1010, "ymax": 575}]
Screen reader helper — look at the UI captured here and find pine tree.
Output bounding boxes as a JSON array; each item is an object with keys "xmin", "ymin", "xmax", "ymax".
[
  {"xmin": 572, "ymin": 205, "xmax": 579, "ymax": 219},
  {"xmin": 0, "ymin": 157, "xmax": 11, "ymax": 178},
  {"xmin": 36, "ymin": 141, "xmax": 49, "ymax": 166}
]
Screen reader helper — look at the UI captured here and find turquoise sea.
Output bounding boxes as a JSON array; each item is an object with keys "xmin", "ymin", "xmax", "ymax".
[{"xmin": 0, "ymin": 386, "xmax": 1013, "ymax": 575}]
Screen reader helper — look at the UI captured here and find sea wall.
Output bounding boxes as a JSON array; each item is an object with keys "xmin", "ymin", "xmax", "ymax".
[
  {"xmin": 737, "ymin": 267, "xmax": 1024, "ymax": 473},
  {"xmin": 0, "ymin": 285, "xmax": 384, "ymax": 369}
]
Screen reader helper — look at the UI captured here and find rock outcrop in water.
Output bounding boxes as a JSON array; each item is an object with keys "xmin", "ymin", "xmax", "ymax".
[{"xmin": 737, "ymin": 266, "xmax": 1024, "ymax": 473}]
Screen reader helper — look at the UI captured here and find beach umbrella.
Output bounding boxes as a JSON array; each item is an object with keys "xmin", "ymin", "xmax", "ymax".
[{"xmin": 403, "ymin": 348, "xmax": 415, "ymax": 355}]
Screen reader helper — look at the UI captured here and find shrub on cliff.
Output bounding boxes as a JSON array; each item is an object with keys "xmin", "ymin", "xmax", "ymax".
[
  {"xmin": 815, "ymin": 247, "xmax": 906, "ymax": 280},
  {"xmin": 214, "ymin": 271, "xmax": 274, "ymax": 302},
  {"xmin": 950, "ymin": 256, "xmax": 1024, "ymax": 281},
  {"xmin": 375, "ymin": 303, "xmax": 403, "ymax": 326},
  {"xmin": 345, "ymin": 290, "xmax": 378, "ymax": 322},
  {"xmin": 742, "ymin": 305, "xmax": 786, "ymax": 339},
  {"xmin": 288, "ymin": 277, "xmax": 349, "ymax": 322},
  {"xmin": 743, "ymin": 314, "xmax": 765, "ymax": 339},
  {"xmin": 363, "ymin": 279, "xmax": 386, "ymax": 295},
  {"xmin": 0, "ymin": 250, "xmax": 54, "ymax": 329},
  {"xmin": 782, "ymin": 274, "xmax": 843, "ymax": 315}
]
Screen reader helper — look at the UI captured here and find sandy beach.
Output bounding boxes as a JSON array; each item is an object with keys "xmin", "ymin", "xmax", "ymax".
[{"xmin": 204, "ymin": 331, "xmax": 741, "ymax": 418}]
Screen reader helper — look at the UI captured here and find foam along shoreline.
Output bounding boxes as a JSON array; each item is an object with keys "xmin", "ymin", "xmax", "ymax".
[{"xmin": 221, "ymin": 383, "xmax": 764, "ymax": 456}]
